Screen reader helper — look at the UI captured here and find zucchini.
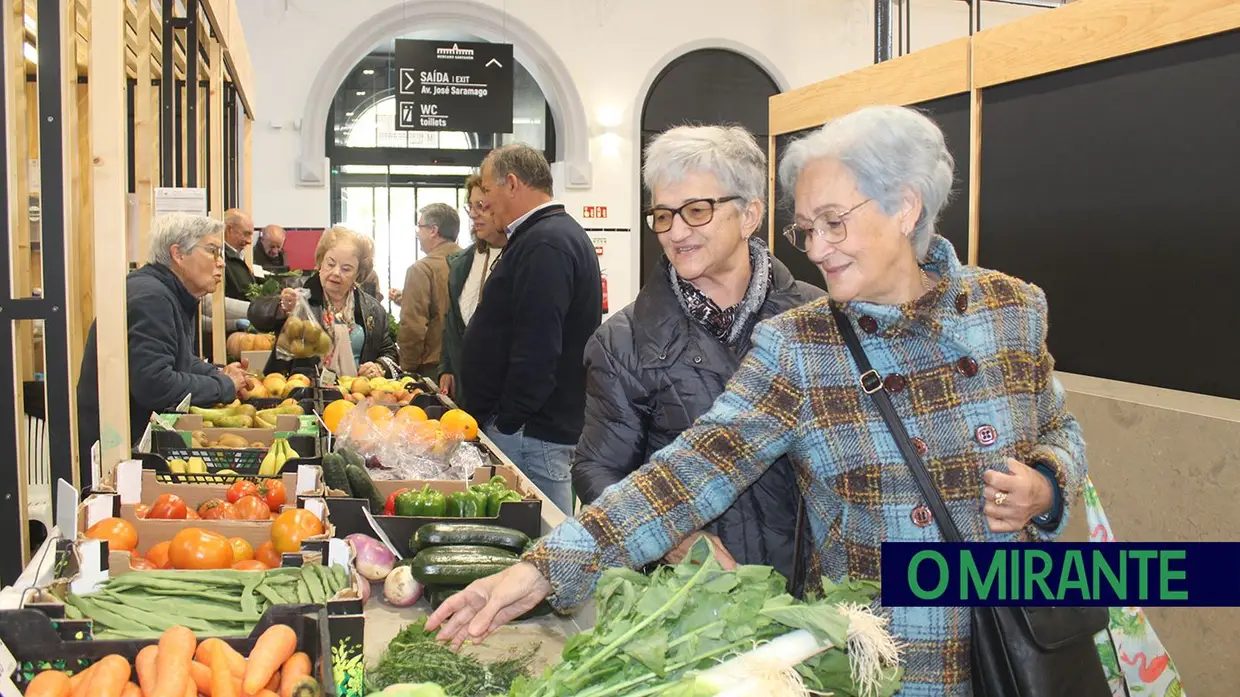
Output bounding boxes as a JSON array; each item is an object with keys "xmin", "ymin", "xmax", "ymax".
[
  {"xmin": 320, "ymin": 452, "xmax": 352, "ymax": 496},
  {"xmin": 344, "ymin": 464, "xmax": 384, "ymax": 513},
  {"xmin": 405, "ymin": 546, "xmax": 519, "ymax": 587},
  {"xmin": 338, "ymin": 447, "xmax": 365, "ymax": 470},
  {"xmin": 412, "ymin": 522, "xmax": 531, "ymax": 555}
]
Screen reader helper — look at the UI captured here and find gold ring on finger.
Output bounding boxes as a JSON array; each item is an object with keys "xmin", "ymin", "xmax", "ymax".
[{"xmin": 994, "ymin": 491, "xmax": 1009, "ymax": 506}]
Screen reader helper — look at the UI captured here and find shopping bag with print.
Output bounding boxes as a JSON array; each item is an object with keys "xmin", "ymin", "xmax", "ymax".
[{"xmin": 1085, "ymin": 476, "xmax": 1187, "ymax": 697}]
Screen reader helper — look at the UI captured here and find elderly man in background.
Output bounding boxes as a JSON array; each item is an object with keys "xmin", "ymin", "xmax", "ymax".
[
  {"xmin": 77, "ymin": 213, "xmax": 253, "ymax": 466},
  {"xmin": 253, "ymin": 224, "xmax": 287, "ymax": 270},
  {"xmin": 398, "ymin": 203, "xmax": 463, "ymax": 378},
  {"xmin": 222, "ymin": 208, "xmax": 256, "ymax": 300}
]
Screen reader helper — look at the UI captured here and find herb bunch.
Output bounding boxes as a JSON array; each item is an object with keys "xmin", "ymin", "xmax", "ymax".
[{"xmin": 368, "ymin": 617, "xmax": 537, "ymax": 697}]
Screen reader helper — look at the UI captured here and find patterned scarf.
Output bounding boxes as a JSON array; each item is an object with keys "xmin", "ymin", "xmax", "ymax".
[
  {"xmin": 669, "ymin": 237, "xmax": 773, "ymax": 346},
  {"xmin": 321, "ymin": 287, "xmax": 356, "ymax": 331}
]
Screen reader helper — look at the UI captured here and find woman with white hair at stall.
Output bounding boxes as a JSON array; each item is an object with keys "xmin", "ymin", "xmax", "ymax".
[{"xmin": 426, "ymin": 105, "xmax": 1088, "ymax": 697}]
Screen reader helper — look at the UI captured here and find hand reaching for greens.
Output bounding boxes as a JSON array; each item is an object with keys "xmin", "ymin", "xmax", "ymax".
[
  {"xmin": 425, "ymin": 561, "xmax": 553, "ymax": 650},
  {"xmin": 663, "ymin": 532, "xmax": 737, "ymax": 568}
]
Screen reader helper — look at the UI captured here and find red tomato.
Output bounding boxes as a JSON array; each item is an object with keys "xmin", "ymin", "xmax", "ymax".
[
  {"xmin": 128, "ymin": 557, "xmax": 158, "ymax": 571},
  {"xmin": 145, "ymin": 541, "xmax": 172, "ymax": 569},
  {"xmin": 255, "ymin": 541, "xmax": 282, "ymax": 568},
  {"xmin": 168, "ymin": 527, "xmax": 234, "ymax": 569},
  {"xmin": 384, "ymin": 487, "xmax": 410, "ymax": 516},
  {"xmin": 228, "ymin": 537, "xmax": 255, "ymax": 562},
  {"xmin": 85, "ymin": 517, "xmax": 139, "ymax": 551},
  {"xmin": 232, "ymin": 560, "xmax": 269, "ymax": 571},
  {"xmin": 148, "ymin": 494, "xmax": 187, "ymax": 520},
  {"xmin": 134, "ymin": 504, "xmax": 150, "ymax": 519},
  {"xmin": 270, "ymin": 509, "xmax": 324, "ymax": 554},
  {"xmin": 233, "ymin": 495, "xmax": 270, "ymax": 521},
  {"xmin": 198, "ymin": 499, "xmax": 237, "ymax": 520},
  {"xmin": 226, "ymin": 480, "xmax": 259, "ymax": 504},
  {"xmin": 258, "ymin": 479, "xmax": 287, "ymax": 512}
]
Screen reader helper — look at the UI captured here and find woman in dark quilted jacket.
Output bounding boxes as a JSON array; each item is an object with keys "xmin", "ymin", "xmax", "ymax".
[{"xmin": 570, "ymin": 124, "xmax": 824, "ymax": 581}]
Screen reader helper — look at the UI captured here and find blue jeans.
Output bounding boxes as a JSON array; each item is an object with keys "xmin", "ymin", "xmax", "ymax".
[{"xmin": 484, "ymin": 419, "xmax": 576, "ymax": 516}]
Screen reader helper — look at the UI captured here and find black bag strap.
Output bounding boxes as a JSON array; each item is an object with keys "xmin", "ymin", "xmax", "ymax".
[{"xmin": 830, "ymin": 305, "xmax": 965, "ymax": 544}]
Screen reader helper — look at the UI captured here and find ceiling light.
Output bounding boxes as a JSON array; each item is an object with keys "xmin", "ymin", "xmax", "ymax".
[
  {"xmin": 355, "ymin": 91, "xmax": 366, "ymax": 96},
  {"xmin": 362, "ymin": 69, "xmax": 375, "ymax": 75},
  {"xmin": 345, "ymin": 111, "xmax": 354, "ymax": 117},
  {"xmin": 23, "ymin": 43, "xmax": 36, "ymax": 65}
]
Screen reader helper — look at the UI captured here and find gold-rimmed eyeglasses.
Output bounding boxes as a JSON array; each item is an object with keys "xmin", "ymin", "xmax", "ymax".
[
  {"xmin": 782, "ymin": 199, "xmax": 872, "ymax": 251},
  {"xmin": 644, "ymin": 196, "xmax": 741, "ymax": 234}
]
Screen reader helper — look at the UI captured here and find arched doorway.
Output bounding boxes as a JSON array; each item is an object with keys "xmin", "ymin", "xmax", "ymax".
[{"xmin": 638, "ymin": 48, "xmax": 782, "ymax": 285}]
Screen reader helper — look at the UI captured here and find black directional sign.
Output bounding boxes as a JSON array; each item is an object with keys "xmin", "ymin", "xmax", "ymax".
[{"xmin": 393, "ymin": 39, "xmax": 514, "ymax": 133}]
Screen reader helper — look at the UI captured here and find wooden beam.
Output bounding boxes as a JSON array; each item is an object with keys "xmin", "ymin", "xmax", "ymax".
[
  {"xmin": 967, "ymin": 43, "xmax": 981, "ymax": 268},
  {"xmin": 133, "ymin": 0, "xmax": 154, "ymax": 264},
  {"xmin": 200, "ymin": 0, "xmax": 254, "ymax": 116},
  {"xmin": 90, "ymin": 0, "xmax": 131, "ymax": 477},
  {"xmin": 769, "ymin": 37, "xmax": 971, "ymax": 135},
  {"xmin": 69, "ymin": 1, "xmax": 92, "ymax": 429},
  {"xmin": 209, "ymin": 34, "xmax": 224, "ymax": 363},
  {"xmin": 972, "ymin": 0, "xmax": 1240, "ymax": 88},
  {"xmin": 241, "ymin": 110, "xmax": 250, "ymax": 213}
]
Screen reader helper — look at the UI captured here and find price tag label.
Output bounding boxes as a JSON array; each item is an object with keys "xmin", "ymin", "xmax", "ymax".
[
  {"xmin": 115, "ymin": 460, "xmax": 143, "ymax": 504},
  {"xmin": 362, "ymin": 506, "xmax": 402, "ymax": 558},
  {"xmin": 320, "ymin": 368, "xmax": 338, "ymax": 386},
  {"xmin": 174, "ymin": 393, "xmax": 192, "ymax": 413},
  {"xmin": 295, "ymin": 465, "xmax": 319, "ymax": 495},
  {"xmin": 327, "ymin": 538, "xmax": 350, "ymax": 569}
]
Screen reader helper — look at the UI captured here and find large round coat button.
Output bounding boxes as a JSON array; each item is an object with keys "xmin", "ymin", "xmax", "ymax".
[
  {"xmin": 884, "ymin": 373, "xmax": 907, "ymax": 393},
  {"xmin": 975, "ymin": 425, "xmax": 998, "ymax": 446},
  {"xmin": 911, "ymin": 505, "xmax": 934, "ymax": 528},
  {"xmin": 693, "ymin": 356, "xmax": 702, "ymax": 364},
  {"xmin": 858, "ymin": 316, "xmax": 879, "ymax": 334},
  {"xmin": 911, "ymin": 437, "xmax": 928, "ymax": 456},
  {"xmin": 957, "ymin": 356, "xmax": 979, "ymax": 377},
  {"xmin": 955, "ymin": 293, "xmax": 968, "ymax": 314}
]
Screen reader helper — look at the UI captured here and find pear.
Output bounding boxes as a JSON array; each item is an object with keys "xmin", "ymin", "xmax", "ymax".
[{"xmin": 285, "ymin": 316, "xmax": 305, "ymax": 340}]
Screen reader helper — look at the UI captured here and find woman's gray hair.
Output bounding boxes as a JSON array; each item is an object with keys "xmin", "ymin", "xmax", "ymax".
[
  {"xmin": 148, "ymin": 212, "xmax": 224, "ymax": 266},
  {"xmin": 643, "ymin": 124, "xmax": 767, "ymax": 215},
  {"xmin": 777, "ymin": 105, "xmax": 954, "ymax": 259}
]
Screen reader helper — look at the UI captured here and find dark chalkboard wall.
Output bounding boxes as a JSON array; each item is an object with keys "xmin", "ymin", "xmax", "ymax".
[
  {"xmin": 771, "ymin": 94, "xmax": 973, "ymax": 290},
  {"xmin": 977, "ymin": 29, "xmax": 1240, "ymax": 400}
]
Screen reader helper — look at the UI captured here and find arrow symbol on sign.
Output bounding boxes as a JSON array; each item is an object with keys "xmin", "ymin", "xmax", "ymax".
[
  {"xmin": 400, "ymin": 68, "xmax": 417, "ymax": 94},
  {"xmin": 486, "ymin": 58, "xmax": 502, "ymax": 68}
]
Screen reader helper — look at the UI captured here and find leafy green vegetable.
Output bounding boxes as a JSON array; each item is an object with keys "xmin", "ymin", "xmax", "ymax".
[{"xmin": 367, "ymin": 618, "xmax": 536, "ymax": 697}]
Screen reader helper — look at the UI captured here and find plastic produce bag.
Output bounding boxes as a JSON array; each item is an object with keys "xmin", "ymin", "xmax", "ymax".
[{"xmin": 275, "ymin": 288, "xmax": 333, "ymax": 360}]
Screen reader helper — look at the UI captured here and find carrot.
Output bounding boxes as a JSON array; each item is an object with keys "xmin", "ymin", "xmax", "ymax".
[
  {"xmin": 241, "ymin": 625, "xmax": 296, "ymax": 695},
  {"xmin": 184, "ymin": 678, "xmax": 196, "ymax": 697},
  {"xmin": 253, "ymin": 691, "xmax": 280, "ymax": 697},
  {"xmin": 210, "ymin": 643, "xmax": 239, "ymax": 697},
  {"xmin": 85, "ymin": 655, "xmax": 132, "ymax": 697},
  {"xmin": 189, "ymin": 662, "xmax": 213, "ymax": 696},
  {"xmin": 265, "ymin": 673, "xmax": 280, "ymax": 693},
  {"xmin": 154, "ymin": 626, "xmax": 197, "ymax": 697},
  {"xmin": 196, "ymin": 639, "xmax": 246, "ymax": 678},
  {"xmin": 68, "ymin": 664, "xmax": 96, "ymax": 697},
  {"xmin": 24, "ymin": 670, "xmax": 70, "ymax": 697},
  {"xmin": 136, "ymin": 645, "xmax": 160, "ymax": 697},
  {"xmin": 122, "ymin": 683, "xmax": 143, "ymax": 697},
  {"xmin": 278, "ymin": 653, "xmax": 310, "ymax": 697}
]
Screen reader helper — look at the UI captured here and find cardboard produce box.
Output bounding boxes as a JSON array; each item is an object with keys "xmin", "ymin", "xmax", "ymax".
[
  {"xmin": 117, "ymin": 461, "xmax": 324, "ymax": 509},
  {"xmin": 148, "ymin": 413, "xmax": 320, "ymax": 471}
]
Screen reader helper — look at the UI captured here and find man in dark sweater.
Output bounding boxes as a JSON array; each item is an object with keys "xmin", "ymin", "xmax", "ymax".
[
  {"xmin": 252, "ymin": 224, "xmax": 287, "ymax": 269},
  {"xmin": 462, "ymin": 144, "xmax": 602, "ymax": 515},
  {"xmin": 222, "ymin": 208, "xmax": 256, "ymax": 300}
]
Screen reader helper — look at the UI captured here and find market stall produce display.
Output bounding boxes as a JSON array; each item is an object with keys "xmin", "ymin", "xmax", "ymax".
[{"xmin": 365, "ymin": 618, "xmax": 536, "ymax": 697}]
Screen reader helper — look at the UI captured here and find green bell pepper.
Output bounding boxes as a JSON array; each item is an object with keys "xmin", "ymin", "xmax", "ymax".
[
  {"xmin": 393, "ymin": 488, "xmax": 421, "ymax": 516},
  {"xmin": 486, "ymin": 488, "xmax": 523, "ymax": 516},
  {"xmin": 419, "ymin": 485, "xmax": 448, "ymax": 517},
  {"xmin": 447, "ymin": 489, "xmax": 486, "ymax": 517}
]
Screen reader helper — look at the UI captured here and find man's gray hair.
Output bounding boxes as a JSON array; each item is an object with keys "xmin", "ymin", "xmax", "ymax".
[
  {"xmin": 643, "ymin": 125, "xmax": 767, "ymax": 216},
  {"xmin": 149, "ymin": 212, "xmax": 224, "ymax": 266},
  {"xmin": 486, "ymin": 143, "xmax": 554, "ymax": 195},
  {"xmin": 778, "ymin": 105, "xmax": 955, "ymax": 259},
  {"xmin": 419, "ymin": 202, "xmax": 460, "ymax": 242}
]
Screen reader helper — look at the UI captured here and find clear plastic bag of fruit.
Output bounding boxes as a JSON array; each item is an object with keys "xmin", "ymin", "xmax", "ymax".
[{"xmin": 275, "ymin": 289, "xmax": 333, "ymax": 361}]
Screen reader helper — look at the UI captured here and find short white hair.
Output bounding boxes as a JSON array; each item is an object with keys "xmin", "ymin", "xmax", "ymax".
[
  {"xmin": 149, "ymin": 213, "xmax": 224, "ymax": 266},
  {"xmin": 643, "ymin": 124, "xmax": 767, "ymax": 215},
  {"xmin": 778, "ymin": 105, "xmax": 955, "ymax": 259}
]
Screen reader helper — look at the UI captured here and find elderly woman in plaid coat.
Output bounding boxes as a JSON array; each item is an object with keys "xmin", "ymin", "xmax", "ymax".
[{"xmin": 427, "ymin": 105, "xmax": 1087, "ymax": 697}]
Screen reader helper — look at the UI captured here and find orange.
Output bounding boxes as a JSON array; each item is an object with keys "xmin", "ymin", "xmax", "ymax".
[
  {"xmin": 322, "ymin": 399, "xmax": 356, "ymax": 434},
  {"xmin": 395, "ymin": 405, "xmax": 428, "ymax": 423},
  {"xmin": 366, "ymin": 405, "xmax": 394, "ymax": 424},
  {"xmin": 440, "ymin": 409, "xmax": 479, "ymax": 440}
]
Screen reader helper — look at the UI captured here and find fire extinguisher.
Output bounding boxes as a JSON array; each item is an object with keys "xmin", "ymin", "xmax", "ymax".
[{"xmin": 600, "ymin": 275, "xmax": 609, "ymax": 314}]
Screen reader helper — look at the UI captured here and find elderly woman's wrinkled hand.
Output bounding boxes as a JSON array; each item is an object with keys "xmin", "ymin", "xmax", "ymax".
[
  {"xmin": 278, "ymin": 287, "xmax": 299, "ymax": 316},
  {"xmin": 357, "ymin": 362, "xmax": 383, "ymax": 379},
  {"xmin": 426, "ymin": 561, "xmax": 553, "ymax": 650},
  {"xmin": 982, "ymin": 458, "xmax": 1055, "ymax": 533}
]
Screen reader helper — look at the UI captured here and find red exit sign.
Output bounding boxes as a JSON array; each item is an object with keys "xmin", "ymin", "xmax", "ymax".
[{"xmin": 583, "ymin": 206, "xmax": 608, "ymax": 219}]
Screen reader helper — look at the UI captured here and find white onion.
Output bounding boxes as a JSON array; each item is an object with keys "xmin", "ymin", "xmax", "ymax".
[{"xmin": 383, "ymin": 565, "xmax": 423, "ymax": 607}]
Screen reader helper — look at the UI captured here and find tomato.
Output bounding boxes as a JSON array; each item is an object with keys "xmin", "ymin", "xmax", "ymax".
[
  {"xmin": 134, "ymin": 504, "xmax": 150, "ymax": 519},
  {"xmin": 128, "ymin": 557, "xmax": 157, "ymax": 571},
  {"xmin": 384, "ymin": 488, "xmax": 410, "ymax": 516},
  {"xmin": 148, "ymin": 494, "xmax": 187, "ymax": 520},
  {"xmin": 226, "ymin": 480, "xmax": 258, "ymax": 504},
  {"xmin": 255, "ymin": 541, "xmax": 283, "ymax": 568},
  {"xmin": 185, "ymin": 508, "xmax": 201, "ymax": 520},
  {"xmin": 232, "ymin": 560, "xmax": 269, "ymax": 571},
  {"xmin": 228, "ymin": 537, "xmax": 255, "ymax": 562},
  {"xmin": 270, "ymin": 509, "xmax": 325, "ymax": 554},
  {"xmin": 198, "ymin": 499, "xmax": 237, "ymax": 520},
  {"xmin": 85, "ymin": 517, "xmax": 139, "ymax": 552},
  {"xmin": 233, "ymin": 495, "xmax": 270, "ymax": 521},
  {"xmin": 258, "ymin": 479, "xmax": 287, "ymax": 512},
  {"xmin": 145, "ymin": 541, "xmax": 172, "ymax": 569},
  {"xmin": 168, "ymin": 527, "xmax": 234, "ymax": 569}
]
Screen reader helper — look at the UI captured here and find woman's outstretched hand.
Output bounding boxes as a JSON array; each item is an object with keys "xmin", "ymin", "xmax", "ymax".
[{"xmin": 425, "ymin": 561, "xmax": 553, "ymax": 650}]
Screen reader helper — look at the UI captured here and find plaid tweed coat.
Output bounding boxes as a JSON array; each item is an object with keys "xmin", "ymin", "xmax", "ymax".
[{"xmin": 525, "ymin": 235, "xmax": 1087, "ymax": 697}]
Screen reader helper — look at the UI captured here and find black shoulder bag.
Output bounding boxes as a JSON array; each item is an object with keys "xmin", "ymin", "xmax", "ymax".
[{"xmin": 830, "ymin": 306, "xmax": 1112, "ymax": 697}]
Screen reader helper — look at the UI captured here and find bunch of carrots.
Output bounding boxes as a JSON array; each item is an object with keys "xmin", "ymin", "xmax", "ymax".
[{"xmin": 21, "ymin": 624, "xmax": 321, "ymax": 697}]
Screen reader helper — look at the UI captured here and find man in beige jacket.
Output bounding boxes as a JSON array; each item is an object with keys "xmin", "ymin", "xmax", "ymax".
[{"xmin": 398, "ymin": 202, "xmax": 462, "ymax": 377}]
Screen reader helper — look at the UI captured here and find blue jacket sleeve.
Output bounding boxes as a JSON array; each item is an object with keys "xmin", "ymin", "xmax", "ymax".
[
  {"xmin": 128, "ymin": 296, "xmax": 235, "ymax": 413},
  {"xmin": 523, "ymin": 320, "xmax": 805, "ymax": 610}
]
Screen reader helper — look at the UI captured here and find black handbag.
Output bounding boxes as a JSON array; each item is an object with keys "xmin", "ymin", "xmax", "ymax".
[{"xmin": 830, "ymin": 305, "xmax": 1112, "ymax": 697}]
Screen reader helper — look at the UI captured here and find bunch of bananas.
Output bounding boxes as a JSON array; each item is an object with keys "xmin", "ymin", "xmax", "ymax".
[
  {"xmin": 166, "ymin": 456, "xmax": 208, "ymax": 474},
  {"xmin": 259, "ymin": 437, "xmax": 300, "ymax": 476}
]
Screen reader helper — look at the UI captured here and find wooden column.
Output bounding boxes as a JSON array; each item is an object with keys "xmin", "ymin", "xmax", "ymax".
[
  {"xmin": 90, "ymin": 0, "xmax": 129, "ymax": 476},
  {"xmin": 133, "ymin": 0, "xmax": 154, "ymax": 264},
  {"xmin": 241, "ymin": 110, "xmax": 251, "ymax": 213},
  {"xmin": 209, "ymin": 32, "xmax": 224, "ymax": 362},
  {"xmin": 70, "ymin": 0, "xmax": 92, "ymax": 410}
]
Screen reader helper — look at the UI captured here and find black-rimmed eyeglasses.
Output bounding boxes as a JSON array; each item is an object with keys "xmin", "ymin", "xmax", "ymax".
[
  {"xmin": 782, "ymin": 199, "xmax": 871, "ymax": 251},
  {"xmin": 644, "ymin": 196, "xmax": 741, "ymax": 234}
]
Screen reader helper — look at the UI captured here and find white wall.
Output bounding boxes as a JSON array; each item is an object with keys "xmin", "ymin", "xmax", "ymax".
[{"xmin": 237, "ymin": 0, "xmax": 1046, "ymax": 309}]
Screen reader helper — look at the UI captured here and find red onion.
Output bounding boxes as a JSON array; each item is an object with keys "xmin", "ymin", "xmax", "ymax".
[{"xmin": 345, "ymin": 533, "xmax": 396, "ymax": 581}]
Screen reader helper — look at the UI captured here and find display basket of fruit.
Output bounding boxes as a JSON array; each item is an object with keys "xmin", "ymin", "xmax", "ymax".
[
  {"xmin": 331, "ymin": 374, "xmax": 430, "ymax": 408},
  {"xmin": 148, "ymin": 405, "xmax": 320, "ymax": 478}
]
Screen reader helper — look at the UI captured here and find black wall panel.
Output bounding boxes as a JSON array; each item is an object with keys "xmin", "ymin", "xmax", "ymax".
[{"xmin": 977, "ymin": 30, "xmax": 1240, "ymax": 400}]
